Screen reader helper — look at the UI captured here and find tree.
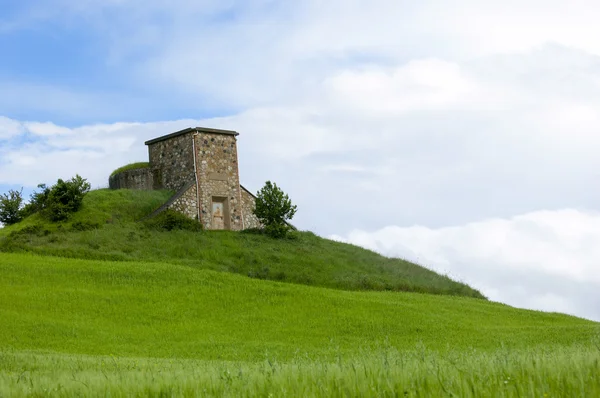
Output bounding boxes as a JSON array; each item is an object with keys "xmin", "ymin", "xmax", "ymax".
[
  {"xmin": 0, "ymin": 189, "xmax": 24, "ymax": 226},
  {"xmin": 21, "ymin": 184, "xmax": 50, "ymax": 217},
  {"xmin": 44, "ymin": 175, "xmax": 91, "ymax": 221},
  {"xmin": 21, "ymin": 175, "xmax": 91, "ymax": 222},
  {"xmin": 253, "ymin": 181, "xmax": 297, "ymax": 238}
]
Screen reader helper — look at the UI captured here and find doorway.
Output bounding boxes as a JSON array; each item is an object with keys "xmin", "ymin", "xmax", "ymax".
[{"xmin": 211, "ymin": 197, "xmax": 229, "ymax": 230}]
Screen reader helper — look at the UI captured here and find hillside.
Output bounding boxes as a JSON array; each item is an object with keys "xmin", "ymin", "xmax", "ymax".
[
  {"xmin": 0, "ymin": 253, "xmax": 595, "ymax": 360},
  {"xmin": 0, "ymin": 189, "xmax": 484, "ymax": 298},
  {"xmin": 0, "ymin": 252, "xmax": 598, "ymax": 396}
]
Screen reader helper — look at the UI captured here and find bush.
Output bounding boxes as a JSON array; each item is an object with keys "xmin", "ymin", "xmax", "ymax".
[
  {"xmin": 23, "ymin": 175, "xmax": 91, "ymax": 222},
  {"xmin": 253, "ymin": 181, "xmax": 297, "ymax": 239},
  {"xmin": 143, "ymin": 210, "xmax": 203, "ymax": 232},
  {"xmin": 21, "ymin": 184, "xmax": 50, "ymax": 218},
  {"xmin": 0, "ymin": 189, "xmax": 24, "ymax": 225}
]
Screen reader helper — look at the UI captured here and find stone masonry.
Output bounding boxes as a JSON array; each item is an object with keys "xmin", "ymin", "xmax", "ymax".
[
  {"xmin": 241, "ymin": 186, "xmax": 261, "ymax": 229},
  {"xmin": 110, "ymin": 126, "xmax": 261, "ymax": 230},
  {"xmin": 108, "ymin": 167, "xmax": 154, "ymax": 190},
  {"xmin": 146, "ymin": 130, "xmax": 196, "ymax": 192},
  {"xmin": 168, "ymin": 183, "xmax": 198, "ymax": 220},
  {"xmin": 195, "ymin": 132, "xmax": 243, "ymax": 230}
]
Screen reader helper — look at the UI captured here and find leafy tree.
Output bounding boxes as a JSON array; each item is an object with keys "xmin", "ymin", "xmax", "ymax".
[
  {"xmin": 21, "ymin": 184, "xmax": 51, "ymax": 217},
  {"xmin": 0, "ymin": 189, "xmax": 24, "ymax": 226},
  {"xmin": 22, "ymin": 175, "xmax": 91, "ymax": 222},
  {"xmin": 45, "ymin": 175, "xmax": 91, "ymax": 221},
  {"xmin": 253, "ymin": 181, "xmax": 297, "ymax": 238}
]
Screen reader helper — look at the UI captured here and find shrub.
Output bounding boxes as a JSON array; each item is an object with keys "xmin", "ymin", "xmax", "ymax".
[
  {"xmin": 23, "ymin": 175, "xmax": 91, "ymax": 222},
  {"xmin": 253, "ymin": 181, "xmax": 297, "ymax": 239},
  {"xmin": 0, "ymin": 189, "xmax": 24, "ymax": 225},
  {"xmin": 21, "ymin": 184, "xmax": 51, "ymax": 217},
  {"xmin": 143, "ymin": 210, "xmax": 203, "ymax": 232}
]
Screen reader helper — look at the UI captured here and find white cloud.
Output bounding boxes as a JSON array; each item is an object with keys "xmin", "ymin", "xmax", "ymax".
[
  {"xmin": 323, "ymin": 59, "xmax": 523, "ymax": 115},
  {"xmin": 0, "ymin": 119, "xmax": 198, "ymax": 187},
  {"xmin": 330, "ymin": 209, "xmax": 600, "ymax": 322},
  {"xmin": 24, "ymin": 122, "xmax": 73, "ymax": 137},
  {"xmin": 0, "ymin": 116, "xmax": 25, "ymax": 139}
]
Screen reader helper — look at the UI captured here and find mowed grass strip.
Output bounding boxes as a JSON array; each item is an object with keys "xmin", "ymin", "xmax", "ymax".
[
  {"xmin": 1, "ymin": 345, "xmax": 599, "ymax": 397},
  {"xmin": 0, "ymin": 253, "xmax": 596, "ymax": 361},
  {"xmin": 0, "ymin": 189, "xmax": 484, "ymax": 298}
]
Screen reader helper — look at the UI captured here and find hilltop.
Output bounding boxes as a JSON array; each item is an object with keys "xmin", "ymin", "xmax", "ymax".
[{"xmin": 0, "ymin": 188, "xmax": 484, "ymax": 298}]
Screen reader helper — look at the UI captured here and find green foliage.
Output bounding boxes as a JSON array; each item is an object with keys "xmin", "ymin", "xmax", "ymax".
[
  {"xmin": 0, "ymin": 188, "xmax": 24, "ymax": 225},
  {"xmin": 253, "ymin": 181, "xmax": 297, "ymax": 238},
  {"xmin": 0, "ymin": 189, "xmax": 485, "ymax": 298},
  {"xmin": 143, "ymin": 209, "xmax": 203, "ymax": 232},
  {"xmin": 21, "ymin": 183, "xmax": 50, "ymax": 217},
  {"xmin": 23, "ymin": 175, "xmax": 91, "ymax": 222},
  {"xmin": 46, "ymin": 175, "xmax": 91, "ymax": 221},
  {"xmin": 110, "ymin": 162, "xmax": 150, "ymax": 176}
]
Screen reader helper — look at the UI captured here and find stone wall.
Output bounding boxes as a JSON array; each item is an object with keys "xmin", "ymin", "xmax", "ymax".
[
  {"xmin": 147, "ymin": 132, "xmax": 195, "ymax": 191},
  {"xmin": 241, "ymin": 186, "xmax": 261, "ymax": 229},
  {"xmin": 167, "ymin": 183, "xmax": 198, "ymax": 220},
  {"xmin": 194, "ymin": 132, "xmax": 243, "ymax": 230},
  {"xmin": 109, "ymin": 167, "xmax": 154, "ymax": 190}
]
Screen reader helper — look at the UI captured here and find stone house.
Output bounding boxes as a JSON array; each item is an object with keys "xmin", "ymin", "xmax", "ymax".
[{"xmin": 109, "ymin": 127, "xmax": 261, "ymax": 230}]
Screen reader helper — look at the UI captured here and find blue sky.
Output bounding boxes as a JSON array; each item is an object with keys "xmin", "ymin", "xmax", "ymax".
[
  {"xmin": 0, "ymin": 0, "xmax": 244, "ymax": 125},
  {"xmin": 2, "ymin": 0, "xmax": 600, "ymax": 321}
]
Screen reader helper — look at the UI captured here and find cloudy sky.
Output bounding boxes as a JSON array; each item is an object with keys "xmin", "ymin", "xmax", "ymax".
[{"xmin": 1, "ymin": 1, "xmax": 600, "ymax": 322}]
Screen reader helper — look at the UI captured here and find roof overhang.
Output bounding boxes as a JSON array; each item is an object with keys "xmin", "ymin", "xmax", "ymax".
[{"xmin": 145, "ymin": 127, "xmax": 239, "ymax": 146}]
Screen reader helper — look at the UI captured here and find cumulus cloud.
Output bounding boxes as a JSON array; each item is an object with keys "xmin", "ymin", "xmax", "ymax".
[{"xmin": 330, "ymin": 209, "xmax": 600, "ymax": 322}]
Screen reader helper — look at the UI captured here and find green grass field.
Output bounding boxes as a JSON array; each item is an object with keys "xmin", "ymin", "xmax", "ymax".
[
  {"xmin": 0, "ymin": 189, "xmax": 598, "ymax": 396},
  {"xmin": 0, "ymin": 253, "xmax": 598, "ymax": 396}
]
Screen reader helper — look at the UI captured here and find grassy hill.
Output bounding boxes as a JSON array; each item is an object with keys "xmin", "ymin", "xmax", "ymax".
[
  {"xmin": 0, "ymin": 252, "xmax": 598, "ymax": 396},
  {"xmin": 0, "ymin": 188, "xmax": 598, "ymax": 396},
  {"xmin": 1, "ymin": 253, "xmax": 594, "ymax": 360},
  {"xmin": 0, "ymin": 189, "xmax": 484, "ymax": 298}
]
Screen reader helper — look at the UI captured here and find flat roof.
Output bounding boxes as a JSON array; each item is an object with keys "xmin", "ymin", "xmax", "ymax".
[{"xmin": 145, "ymin": 127, "xmax": 239, "ymax": 145}]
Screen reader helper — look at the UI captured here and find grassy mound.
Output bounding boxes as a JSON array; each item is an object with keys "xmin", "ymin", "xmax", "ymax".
[
  {"xmin": 110, "ymin": 162, "xmax": 150, "ymax": 176},
  {"xmin": 0, "ymin": 189, "xmax": 485, "ymax": 298}
]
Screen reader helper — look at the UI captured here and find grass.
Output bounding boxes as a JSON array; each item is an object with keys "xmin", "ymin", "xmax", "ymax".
[
  {"xmin": 2, "ymin": 346, "xmax": 599, "ymax": 397},
  {"xmin": 0, "ymin": 253, "xmax": 595, "ymax": 360},
  {"xmin": 110, "ymin": 162, "xmax": 150, "ymax": 177},
  {"xmin": 1, "ymin": 188, "xmax": 598, "ymax": 396},
  {"xmin": 0, "ymin": 252, "xmax": 598, "ymax": 396},
  {"xmin": 0, "ymin": 189, "xmax": 485, "ymax": 298}
]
